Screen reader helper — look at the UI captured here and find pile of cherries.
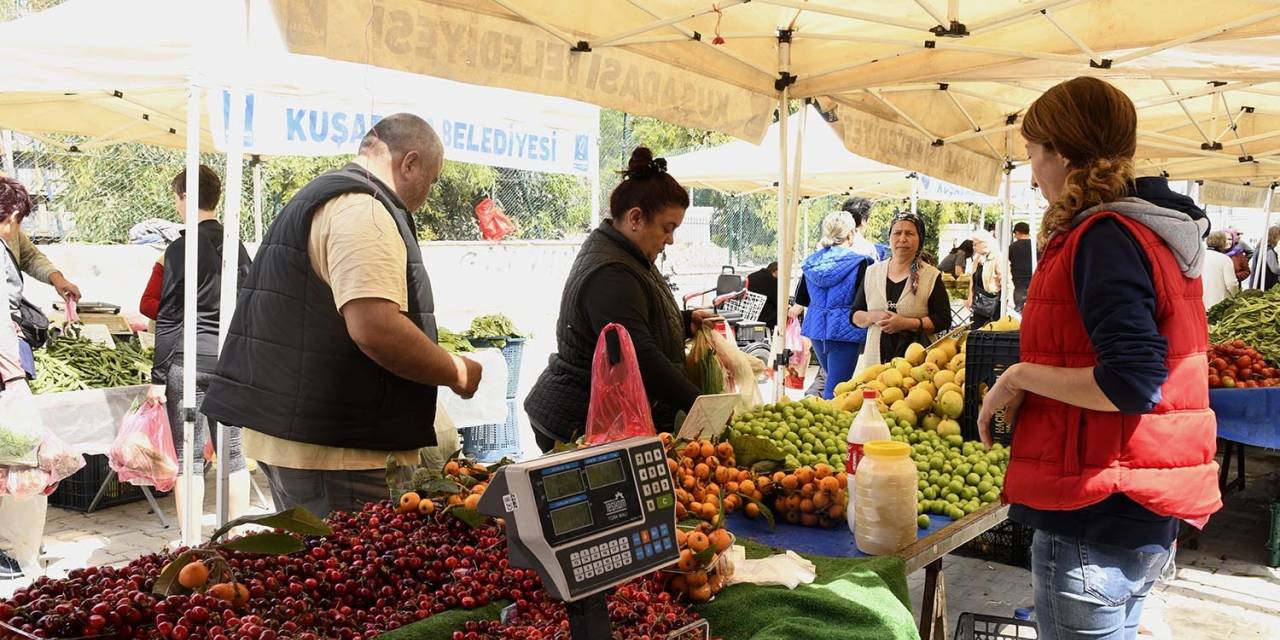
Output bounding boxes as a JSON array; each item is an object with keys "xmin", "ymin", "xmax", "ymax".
[{"xmin": 0, "ymin": 499, "xmax": 702, "ymax": 639}]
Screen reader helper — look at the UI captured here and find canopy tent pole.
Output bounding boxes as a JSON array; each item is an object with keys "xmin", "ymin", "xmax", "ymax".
[
  {"xmin": 910, "ymin": 174, "xmax": 920, "ymax": 216},
  {"xmin": 588, "ymin": 134, "xmax": 601, "ymax": 229},
  {"xmin": 181, "ymin": 82, "xmax": 202, "ymax": 546},
  {"xmin": 772, "ymin": 32, "xmax": 792, "ymax": 403},
  {"xmin": 216, "ymin": 84, "xmax": 247, "ymax": 528},
  {"xmin": 252, "ymin": 155, "xmax": 263, "ymax": 243},
  {"xmin": 1, "ymin": 130, "xmax": 15, "ymax": 175},
  {"xmin": 1000, "ymin": 165, "xmax": 1015, "ymax": 316},
  {"xmin": 802, "ymin": 197, "xmax": 810, "ymax": 256},
  {"xmin": 1252, "ymin": 186, "xmax": 1275, "ymax": 290}
]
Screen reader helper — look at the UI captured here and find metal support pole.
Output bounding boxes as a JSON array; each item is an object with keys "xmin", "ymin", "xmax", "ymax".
[
  {"xmin": 1252, "ymin": 186, "xmax": 1275, "ymax": 290},
  {"xmin": 910, "ymin": 174, "xmax": 920, "ymax": 217},
  {"xmin": 588, "ymin": 133, "xmax": 602, "ymax": 229},
  {"xmin": 0, "ymin": 130, "xmax": 15, "ymax": 176},
  {"xmin": 251, "ymin": 155, "xmax": 264, "ymax": 243},
  {"xmin": 216, "ymin": 84, "xmax": 247, "ymax": 528},
  {"xmin": 772, "ymin": 35, "xmax": 792, "ymax": 403},
  {"xmin": 1000, "ymin": 169, "xmax": 1014, "ymax": 316},
  {"xmin": 181, "ymin": 83, "xmax": 202, "ymax": 546}
]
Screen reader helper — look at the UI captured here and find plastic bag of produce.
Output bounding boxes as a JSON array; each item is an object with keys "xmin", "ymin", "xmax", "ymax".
[
  {"xmin": 705, "ymin": 327, "xmax": 764, "ymax": 410},
  {"xmin": 0, "ymin": 465, "xmax": 50, "ymax": 499},
  {"xmin": 0, "ymin": 391, "xmax": 44, "ymax": 467},
  {"xmin": 685, "ymin": 327, "xmax": 726, "ymax": 395},
  {"xmin": 784, "ymin": 319, "xmax": 810, "ymax": 390},
  {"xmin": 586, "ymin": 323, "xmax": 656, "ymax": 445},
  {"xmin": 108, "ymin": 402, "xmax": 178, "ymax": 492},
  {"xmin": 37, "ymin": 426, "xmax": 85, "ymax": 487}
]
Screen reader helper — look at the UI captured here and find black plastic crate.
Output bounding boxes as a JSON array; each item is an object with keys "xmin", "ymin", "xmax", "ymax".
[
  {"xmin": 48, "ymin": 454, "xmax": 147, "ymax": 512},
  {"xmin": 955, "ymin": 518, "xmax": 1034, "ymax": 568},
  {"xmin": 960, "ymin": 330, "xmax": 1021, "ymax": 444},
  {"xmin": 954, "ymin": 613, "xmax": 1038, "ymax": 640}
]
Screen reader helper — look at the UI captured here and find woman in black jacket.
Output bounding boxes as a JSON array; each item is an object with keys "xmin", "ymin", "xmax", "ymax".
[
  {"xmin": 525, "ymin": 148, "xmax": 710, "ymax": 451},
  {"xmin": 144, "ymin": 165, "xmax": 251, "ymax": 531}
]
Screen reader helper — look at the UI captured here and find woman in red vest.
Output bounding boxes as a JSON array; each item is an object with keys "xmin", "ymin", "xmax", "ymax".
[{"xmin": 977, "ymin": 77, "xmax": 1221, "ymax": 639}]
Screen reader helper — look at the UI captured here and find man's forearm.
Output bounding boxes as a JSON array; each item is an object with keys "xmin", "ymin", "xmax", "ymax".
[
  {"xmin": 1010, "ymin": 363, "xmax": 1119, "ymax": 412},
  {"xmin": 358, "ymin": 314, "xmax": 464, "ymax": 388}
]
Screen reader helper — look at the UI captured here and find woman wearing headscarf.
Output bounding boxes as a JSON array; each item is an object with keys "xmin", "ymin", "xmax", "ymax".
[
  {"xmin": 851, "ymin": 212, "xmax": 952, "ymax": 369},
  {"xmin": 966, "ymin": 229, "xmax": 1005, "ymax": 329}
]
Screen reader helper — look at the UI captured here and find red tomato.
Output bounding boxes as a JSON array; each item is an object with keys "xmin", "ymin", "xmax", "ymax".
[
  {"xmin": 1208, "ymin": 375, "xmax": 1221, "ymax": 388},
  {"xmin": 1211, "ymin": 357, "xmax": 1229, "ymax": 370},
  {"xmin": 1237, "ymin": 356, "xmax": 1252, "ymax": 369}
]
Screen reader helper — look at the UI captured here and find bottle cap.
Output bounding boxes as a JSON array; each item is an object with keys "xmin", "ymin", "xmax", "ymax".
[
  {"xmin": 862, "ymin": 389, "xmax": 878, "ymax": 399},
  {"xmin": 1014, "ymin": 607, "xmax": 1034, "ymax": 620},
  {"xmin": 863, "ymin": 440, "xmax": 909, "ymax": 458}
]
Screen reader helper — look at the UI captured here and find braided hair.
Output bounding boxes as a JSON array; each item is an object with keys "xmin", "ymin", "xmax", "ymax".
[{"xmin": 890, "ymin": 211, "xmax": 927, "ymax": 295}]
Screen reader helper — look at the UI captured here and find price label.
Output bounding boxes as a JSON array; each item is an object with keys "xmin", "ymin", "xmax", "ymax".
[
  {"xmin": 676, "ymin": 393, "xmax": 740, "ymax": 441},
  {"xmin": 80, "ymin": 324, "xmax": 116, "ymax": 349}
]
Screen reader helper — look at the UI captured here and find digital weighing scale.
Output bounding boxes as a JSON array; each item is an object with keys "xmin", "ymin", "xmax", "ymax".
[{"xmin": 478, "ymin": 435, "xmax": 681, "ymax": 639}]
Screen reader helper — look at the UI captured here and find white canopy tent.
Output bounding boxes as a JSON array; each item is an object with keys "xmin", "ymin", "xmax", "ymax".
[{"xmin": 0, "ymin": 0, "xmax": 600, "ymax": 544}]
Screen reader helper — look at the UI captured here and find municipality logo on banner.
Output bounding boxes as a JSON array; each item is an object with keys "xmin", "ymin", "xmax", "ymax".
[{"xmin": 211, "ymin": 90, "xmax": 596, "ymax": 177}]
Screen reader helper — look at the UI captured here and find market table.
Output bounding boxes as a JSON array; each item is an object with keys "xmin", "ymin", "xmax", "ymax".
[
  {"xmin": 1210, "ymin": 388, "xmax": 1280, "ymax": 493},
  {"xmin": 727, "ymin": 501, "xmax": 1011, "ymax": 640}
]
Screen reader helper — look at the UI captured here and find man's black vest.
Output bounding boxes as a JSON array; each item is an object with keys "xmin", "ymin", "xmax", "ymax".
[
  {"xmin": 524, "ymin": 222, "xmax": 684, "ymax": 442},
  {"xmin": 202, "ymin": 164, "xmax": 439, "ymax": 451}
]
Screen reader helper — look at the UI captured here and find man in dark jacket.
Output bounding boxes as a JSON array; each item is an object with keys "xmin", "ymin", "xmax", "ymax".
[
  {"xmin": 1008, "ymin": 222, "xmax": 1032, "ymax": 311},
  {"xmin": 202, "ymin": 114, "xmax": 482, "ymax": 517}
]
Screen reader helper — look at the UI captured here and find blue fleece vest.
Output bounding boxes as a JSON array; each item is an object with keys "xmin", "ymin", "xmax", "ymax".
[{"xmin": 800, "ymin": 246, "xmax": 873, "ymax": 343}]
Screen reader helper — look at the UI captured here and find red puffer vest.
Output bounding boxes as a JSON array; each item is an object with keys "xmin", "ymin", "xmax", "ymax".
[{"xmin": 1005, "ymin": 212, "xmax": 1221, "ymax": 522}]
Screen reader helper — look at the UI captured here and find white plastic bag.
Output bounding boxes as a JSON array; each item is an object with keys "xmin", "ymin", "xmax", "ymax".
[
  {"xmin": 438, "ymin": 348, "xmax": 509, "ymax": 429},
  {"xmin": 0, "ymin": 390, "xmax": 44, "ymax": 467},
  {"xmin": 706, "ymin": 328, "xmax": 764, "ymax": 411}
]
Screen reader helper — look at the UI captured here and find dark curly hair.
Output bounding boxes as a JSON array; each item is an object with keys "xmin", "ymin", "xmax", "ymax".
[
  {"xmin": 0, "ymin": 176, "xmax": 32, "ymax": 224},
  {"xmin": 608, "ymin": 147, "xmax": 689, "ymax": 223}
]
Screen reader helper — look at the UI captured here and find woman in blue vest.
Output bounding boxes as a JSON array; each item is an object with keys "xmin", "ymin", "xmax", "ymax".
[{"xmin": 797, "ymin": 211, "xmax": 875, "ymax": 399}]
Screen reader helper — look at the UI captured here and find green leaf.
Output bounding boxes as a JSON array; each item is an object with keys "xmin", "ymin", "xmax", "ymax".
[
  {"xmin": 151, "ymin": 549, "xmax": 216, "ymax": 596},
  {"xmin": 210, "ymin": 506, "xmax": 332, "ymax": 542},
  {"xmin": 750, "ymin": 460, "xmax": 782, "ymax": 475},
  {"xmin": 218, "ymin": 532, "xmax": 306, "ymax": 555},
  {"xmin": 418, "ymin": 478, "xmax": 467, "ymax": 496},
  {"xmin": 386, "ymin": 456, "xmax": 404, "ymax": 501},
  {"xmin": 728, "ymin": 433, "xmax": 786, "ymax": 469},
  {"xmin": 738, "ymin": 493, "xmax": 776, "ymax": 531},
  {"xmin": 485, "ymin": 458, "xmax": 514, "ymax": 474},
  {"xmin": 549, "ymin": 439, "xmax": 581, "ymax": 455},
  {"xmin": 450, "ymin": 507, "xmax": 487, "ymax": 528},
  {"xmin": 455, "ymin": 473, "xmax": 480, "ymax": 489},
  {"xmin": 693, "ymin": 546, "xmax": 716, "ymax": 566}
]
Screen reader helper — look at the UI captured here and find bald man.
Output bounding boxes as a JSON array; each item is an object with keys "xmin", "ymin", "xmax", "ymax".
[{"xmin": 204, "ymin": 113, "xmax": 482, "ymax": 517}]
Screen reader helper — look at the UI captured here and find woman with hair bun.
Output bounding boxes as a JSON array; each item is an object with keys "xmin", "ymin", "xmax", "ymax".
[
  {"xmin": 978, "ymin": 77, "xmax": 1220, "ymax": 640},
  {"xmin": 525, "ymin": 147, "xmax": 711, "ymax": 451}
]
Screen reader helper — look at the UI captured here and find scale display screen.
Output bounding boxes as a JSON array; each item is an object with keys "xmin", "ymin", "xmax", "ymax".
[
  {"xmin": 585, "ymin": 458, "xmax": 625, "ymax": 489},
  {"xmin": 549, "ymin": 500, "xmax": 594, "ymax": 536},
  {"xmin": 542, "ymin": 469, "xmax": 585, "ymax": 502}
]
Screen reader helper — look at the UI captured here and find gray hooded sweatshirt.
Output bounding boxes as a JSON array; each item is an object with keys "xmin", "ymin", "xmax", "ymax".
[{"xmin": 1072, "ymin": 197, "xmax": 1210, "ymax": 279}]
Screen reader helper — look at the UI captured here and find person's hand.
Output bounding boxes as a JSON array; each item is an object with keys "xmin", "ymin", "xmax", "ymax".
[
  {"xmin": 876, "ymin": 312, "xmax": 918, "ymax": 335},
  {"xmin": 50, "ymin": 273, "xmax": 81, "ymax": 304},
  {"xmin": 977, "ymin": 363, "xmax": 1025, "ymax": 448},
  {"xmin": 787, "ymin": 305, "xmax": 804, "ymax": 321},
  {"xmin": 964, "ymin": 298, "xmax": 973, "ymax": 310},
  {"xmin": 451, "ymin": 355, "xmax": 483, "ymax": 399},
  {"xmin": 690, "ymin": 308, "xmax": 714, "ymax": 333},
  {"xmin": 144, "ymin": 384, "xmax": 166, "ymax": 406}
]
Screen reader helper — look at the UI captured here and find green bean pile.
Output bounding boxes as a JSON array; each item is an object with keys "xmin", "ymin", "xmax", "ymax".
[
  {"xmin": 1208, "ymin": 287, "xmax": 1280, "ymax": 366},
  {"xmin": 29, "ymin": 333, "xmax": 154, "ymax": 394},
  {"xmin": 437, "ymin": 327, "xmax": 475, "ymax": 353}
]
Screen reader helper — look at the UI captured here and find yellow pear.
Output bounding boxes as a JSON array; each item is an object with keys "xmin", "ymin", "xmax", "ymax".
[
  {"xmin": 902, "ymin": 377, "xmax": 917, "ymax": 391},
  {"xmin": 867, "ymin": 380, "xmax": 888, "ymax": 393},
  {"xmin": 893, "ymin": 358, "xmax": 913, "ymax": 378},
  {"xmin": 937, "ymin": 390, "xmax": 964, "ymax": 419},
  {"xmin": 926, "ymin": 348, "xmax": 950, "ymax": 370},
  {"xmin": 878, "ymin": 369, "xmax": 904, "ymax": 389},
  {"xmin": 937, "ymin": 337, "xmax": 959, "ymax": 360},
  {"xmin": 937, "ymin": 419, "xmax": 962, "ymax": 436},
  {"xmin": 922, "ymin": 413, "xmax": 942, "ymax": 432},
  {"xmin": 880, "ymin": 386, "xmax": 905, "ymax": 406},
  {"xmin": 936, "ymin": 382, "xmax": 963, "ymax": 399},
  {"xmin": 916, "ymin": 381, "xmax": 937, "ymax": 399},
  {"xmin": 948, "ymin": 353, "xmax": 966, "ymax": 373},
  {"xmin": 890, "ymin": 401, "xmax": 918, "ymax": 428},
  {"xmin": 905, "ymin": 388, "xmax": 933, "ymax": 414},
  {"xmin": 933, "ymin": 369, "xmax": 956, "ymax": 388},
  {"xmin": 955, "ymin": 370, "xmax": 965, "ymax": 386},
  {"xmin": 833, "ymin": 380, "xmax": 856, "ymax": 397},
  {"xmin": 905, "ymin": 343, "xmax": 927, "ymax": 366}
]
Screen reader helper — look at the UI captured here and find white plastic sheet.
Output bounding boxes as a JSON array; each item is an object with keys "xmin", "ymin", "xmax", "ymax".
[
  {"xmin": 437, "ymin": 349, "xmax": 509, "ymax": 430},
  {"xmin": 31, "ymin": 385, "xmax": 148, "ymax": 456}
]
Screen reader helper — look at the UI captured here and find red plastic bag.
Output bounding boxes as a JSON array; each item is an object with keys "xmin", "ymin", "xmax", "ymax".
[
  {"xmin": 108, "ymin": 402, "xmax": 178, "ymax": 492},
  {"xmin": 475, "ymin": 197, "xmax": 517, "ymax": 241},
  {"xmin": 784, "ymin": 319, "xmax": 810, "ymax": 390},
  {"xmin": 585, "ymin": 324, "xmax": 656, "ymax": 445}
]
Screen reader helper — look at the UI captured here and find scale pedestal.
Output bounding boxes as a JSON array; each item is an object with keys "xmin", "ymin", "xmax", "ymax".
[{"xmin": 567, "ymin": 590, "xmax": 613, "ymax": 640}]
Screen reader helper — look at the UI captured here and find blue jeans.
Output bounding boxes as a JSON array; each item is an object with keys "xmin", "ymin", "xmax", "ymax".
[
  {"xmin": 1031, "ymin": 530, "xmax": 1171, "ymax": 640},
  {"xmin": 808, "ymin": 339, "xmax": 863, "ymax": 400}
]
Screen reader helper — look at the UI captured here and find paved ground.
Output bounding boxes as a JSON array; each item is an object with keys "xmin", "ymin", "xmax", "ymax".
[{"xmin": 3, "ymin": 450, "xmax": 1277, "ymax": 640}]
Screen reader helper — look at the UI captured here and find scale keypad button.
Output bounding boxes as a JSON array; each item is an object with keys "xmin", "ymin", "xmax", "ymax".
[
  {"xmin": 635, "ymin": 453, "xmax": 645, "ymax": 465},
  {"xmin": 646, "ymin": 499, "xmax": 655, "ymax": 512},
  {"xmin": 574, "ymin": 567, "xmax": 584, "ymax": 581},
  {"xmin": 571, "ymin": 552, "xmax": 582, "ymax": 568},
  {"xmin": 620, "ymin": 537, "xmax": 630, "ymax": 550}
]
